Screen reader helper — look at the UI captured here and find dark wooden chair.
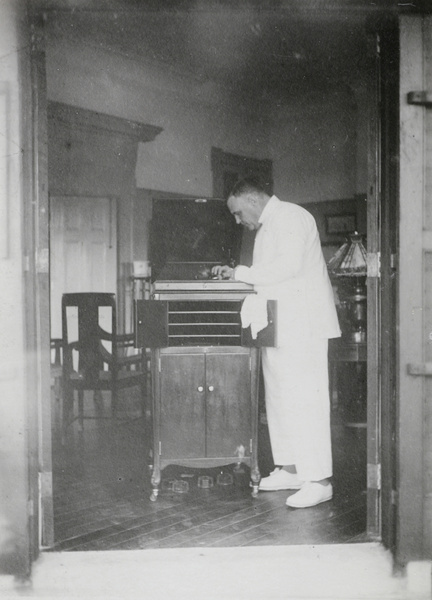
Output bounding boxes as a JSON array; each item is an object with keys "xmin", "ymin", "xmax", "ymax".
[{"xmin": 62, "ymin": 292, "xmax": 146, "ymax": 436}]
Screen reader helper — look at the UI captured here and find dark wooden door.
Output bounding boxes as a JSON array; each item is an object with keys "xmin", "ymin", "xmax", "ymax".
[
  {"xmin": 363, "ymin": 16, "xmax": 400, "ymax": 550},
  {"xmin": 375, "ymin": 19, "xmax": 399, "ymax": 556},
  {"xmin": 397, "ymin": 14, "xmax": 432, "ymax": 565},
  {"xmin": 160, "ymin": 352, "xmax": 206, "ymax": 460},
  {"xmin": 205, "ymin": 351, "xmax": 252, "ymax": 458}
]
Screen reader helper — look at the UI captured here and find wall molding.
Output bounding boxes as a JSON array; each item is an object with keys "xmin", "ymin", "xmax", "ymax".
[{"xmin": 48, "ymin": 101, "xmax": 162, "ymax": 142}]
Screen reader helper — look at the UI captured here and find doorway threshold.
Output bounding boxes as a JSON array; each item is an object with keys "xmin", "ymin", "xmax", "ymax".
[{"xmin": 3, "ymin": 543, "xmax": 409, "ymax": 599}]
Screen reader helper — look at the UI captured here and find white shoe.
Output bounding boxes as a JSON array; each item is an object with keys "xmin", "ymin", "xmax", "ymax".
[
  {"xmin": 258, "ymin": 468, "xmax": 303, "ymax": 491},
  {"xmin": 286, "ymin": 482, "xmax": 333, "ymax": 508}
]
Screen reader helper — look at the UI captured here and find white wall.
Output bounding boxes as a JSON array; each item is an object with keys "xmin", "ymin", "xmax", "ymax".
[
  {"xmin": 268, "ymin": 87, "xmax": 361, "ymax": 204},
  {"xmin": 46, "ymin": 38, "xmax": 272, "ymax": 198},
  {"xmin": 45, "ymin": 35, "xmax": 366, "ymax": 203}
]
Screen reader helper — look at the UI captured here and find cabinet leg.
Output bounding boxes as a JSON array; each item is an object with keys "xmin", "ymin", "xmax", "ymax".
[
  {"xmin": 250, "ymin": 464, "xmax": 261, "ymax": 498},
  {"xmin": 251, "ymin": 484, "xmax": 259, "ymax": 498},
  {"xmin": 150, "ymin": 466, "xmax": 161, "ymax": 502}
]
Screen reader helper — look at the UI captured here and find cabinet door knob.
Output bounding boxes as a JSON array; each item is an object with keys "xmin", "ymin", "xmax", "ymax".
[
  {"xmin": 208, "ymin": 385, "xmax": 214, "ymax": 392},
  {"xmin": 197, "ymin": 386, "xmax": 204, "ymax": 392}
]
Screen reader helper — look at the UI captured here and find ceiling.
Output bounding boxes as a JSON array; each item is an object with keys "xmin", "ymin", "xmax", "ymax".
[{"xmin": 39, "ymin": 1, "xmax": 411, "ymax": 101}]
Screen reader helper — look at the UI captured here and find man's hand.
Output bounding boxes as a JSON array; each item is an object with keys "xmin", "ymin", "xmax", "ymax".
[{"xmin": 211, "ymin": 265, "xmax": 234, "ymax": 280}]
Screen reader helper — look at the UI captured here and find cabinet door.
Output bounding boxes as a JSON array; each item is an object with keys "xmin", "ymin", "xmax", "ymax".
[
  {"xmin": 205, "ymin": 352, "xmax": 251, "ymax": 458},
  {"xmin": 160, "ymin": 353, "xmax": 206, "ymax": 459}
]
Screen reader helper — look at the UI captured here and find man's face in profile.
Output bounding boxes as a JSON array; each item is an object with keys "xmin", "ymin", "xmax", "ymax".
[{"xmin": 228, "ymin": 194, "xmax": 260, "ymax": 230}]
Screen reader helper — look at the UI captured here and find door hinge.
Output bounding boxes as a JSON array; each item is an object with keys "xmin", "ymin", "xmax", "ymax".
[
  {"xmin": 158, "ymin": 357, "xmax": 161, "ymax": 372},
  {"xmin": 367, "ymin": 252, "xmax": 381, "ymax": 278},
  {"xmin": 159, "ymin": 441, "xmax": 162, "ymax": 455},
  {"xmin": 250, "ymin": 438, "xmax": 253, "ymax": 454},
  {"xmin": 407, "ymin": 91, "xmax": 432, "ymax": 107},
  {"xmin": 408, "ymin": 362, "xmax": 432, "ymax": 376},
  {"xmin": 367, "ymin": 463, "xmax": 381, "ymax": 490}
]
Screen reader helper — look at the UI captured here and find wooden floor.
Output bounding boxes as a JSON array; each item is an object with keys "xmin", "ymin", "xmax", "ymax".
[{"xmin": 51, "ymin": 388, "xmax": 368, "ymax": 551}]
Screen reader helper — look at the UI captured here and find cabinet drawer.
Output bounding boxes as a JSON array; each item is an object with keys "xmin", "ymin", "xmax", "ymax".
[{"xmin": 135, "ymin": 299, "xmax": 277, "ymax": 347}]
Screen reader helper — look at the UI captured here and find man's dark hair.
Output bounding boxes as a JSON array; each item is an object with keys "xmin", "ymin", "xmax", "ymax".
[{"xmin": 228, "ymin": 177, "xmax": 269, "ymax": 199}]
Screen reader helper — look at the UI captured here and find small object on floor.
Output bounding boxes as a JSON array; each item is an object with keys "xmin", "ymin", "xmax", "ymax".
[
  {"xmin": 258, "ymin": 467, "xmax": 303, "ymax": 491},
  {"xmin": 172, "ymin": 480, "xmax": 189, "ymax": 494},
  {"xmin": 217, "ymin": 472, "xmax": 233, "ymax": 486},
  {"xmin": 198, "ymin": 475, "xmax": 214, "ymax": 489},
  {"xmin": 161, "ymin": 479, "xmax": 175, "ymax": 492},
  {"xmin": 286, "ymin": 482, "xmax": 333, "ymax": 508}
]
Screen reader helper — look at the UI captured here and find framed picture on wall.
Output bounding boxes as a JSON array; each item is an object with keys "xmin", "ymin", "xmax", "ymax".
[
  {"xmin": 211, "ymin": 147, "xmax": 273, "ymax": 197},
  {"xmin": 325, "ymin": 213, "xmax": 357, "ymax": 235}
]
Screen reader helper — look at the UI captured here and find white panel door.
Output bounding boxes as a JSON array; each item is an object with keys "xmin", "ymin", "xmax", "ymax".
[{"xmin": 50, "ymin": 196, "xmax": 117, "ymax": 339}]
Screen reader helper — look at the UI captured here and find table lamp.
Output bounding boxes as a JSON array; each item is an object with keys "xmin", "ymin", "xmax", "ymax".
[{"xmin": 327, "ymin": 232, "xmax": 367, "ymax": 343}]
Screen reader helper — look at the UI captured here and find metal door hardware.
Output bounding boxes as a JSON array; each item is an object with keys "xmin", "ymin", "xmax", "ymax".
[
  {"xmin": 407, "ymin": 91, "xmax": 432, "ymax": 107},
  {"xmin": 408, "ymin": 363, "xmax": 432, "ymax": 376}
]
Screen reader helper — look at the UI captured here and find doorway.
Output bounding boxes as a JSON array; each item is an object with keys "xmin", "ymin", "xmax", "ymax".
[{"xmin": 38, "ymin": 3, "xmax": 395, "ymax": 556}]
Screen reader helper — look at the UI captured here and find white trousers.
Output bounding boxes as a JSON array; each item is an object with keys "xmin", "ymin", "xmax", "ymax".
[{"xmin": 262, "ymin": 336, "xmax": 332, "ymax": 482}]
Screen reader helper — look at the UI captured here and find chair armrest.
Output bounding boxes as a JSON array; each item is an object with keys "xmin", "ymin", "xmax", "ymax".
[
  {"xmin": 97, "ymin": 340, "xmax": 143, "ymax": 370},
  {"xmin": 118, "ymin": 353, "xmax": 143, "ymax": 369},
  {"xmin": 116, "ymin": 333, "xmax": 135, "ymax": 345},
  {"xmin": 98, "ymin": 326, "xmax": 134, "ymax": 344},
  {"xmin": 98, "ymin": 326, "xmax": 135, "ymax": 350},
  {"xmin": 98, "ymin": 326, "xmax": 137, "ymax": 359}
]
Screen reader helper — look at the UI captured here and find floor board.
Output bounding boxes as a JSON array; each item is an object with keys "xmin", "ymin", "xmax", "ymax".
[{"xmin": 51, "ymin": 389, "xmax": 368, "ymax": 551}]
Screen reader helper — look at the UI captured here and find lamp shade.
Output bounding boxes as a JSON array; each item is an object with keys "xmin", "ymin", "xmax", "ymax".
[{"xmin": 327, "ymin": 232, "xmax": 367, "ymax": 277}]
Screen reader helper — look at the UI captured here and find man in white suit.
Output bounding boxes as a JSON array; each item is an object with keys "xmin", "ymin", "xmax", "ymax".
[{"xmin": 212, "ymin": 179, "xmax": 341, "ymax": 508}]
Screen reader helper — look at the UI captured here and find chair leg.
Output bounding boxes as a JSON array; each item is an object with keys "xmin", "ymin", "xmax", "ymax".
[
  {"xmin": 140, "ymin": 381, "xmax": 146, "ymax": 420},
  {"xmin": 93, "ymin": 389, "xmax": 103, "ymax": 409},
  {"xmin": 78, "ymin": 390, "xmax": 84, "ymax": 431},
  {"xmin": 94, "ymin": 389, "xmax": 103, "ymax": 401},
  {"xmin": 111, "ymin": 384, "xmax": 118, "ymax": 418},
  {"xmin": 53, "ymin": 375, "xmax": 62, "ymax": 424},
  {"xmin": 56, "ymin": 377, "xmax": 63, "ymax": 438},
  {"xmin": 62, "ymin": 384, "xmax": 74, "ymax": 445}
]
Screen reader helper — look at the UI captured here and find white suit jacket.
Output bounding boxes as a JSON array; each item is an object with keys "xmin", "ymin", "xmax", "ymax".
[{"xmin": 234, "ymin": 196, "xmax": 341, "ymax": 345}]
